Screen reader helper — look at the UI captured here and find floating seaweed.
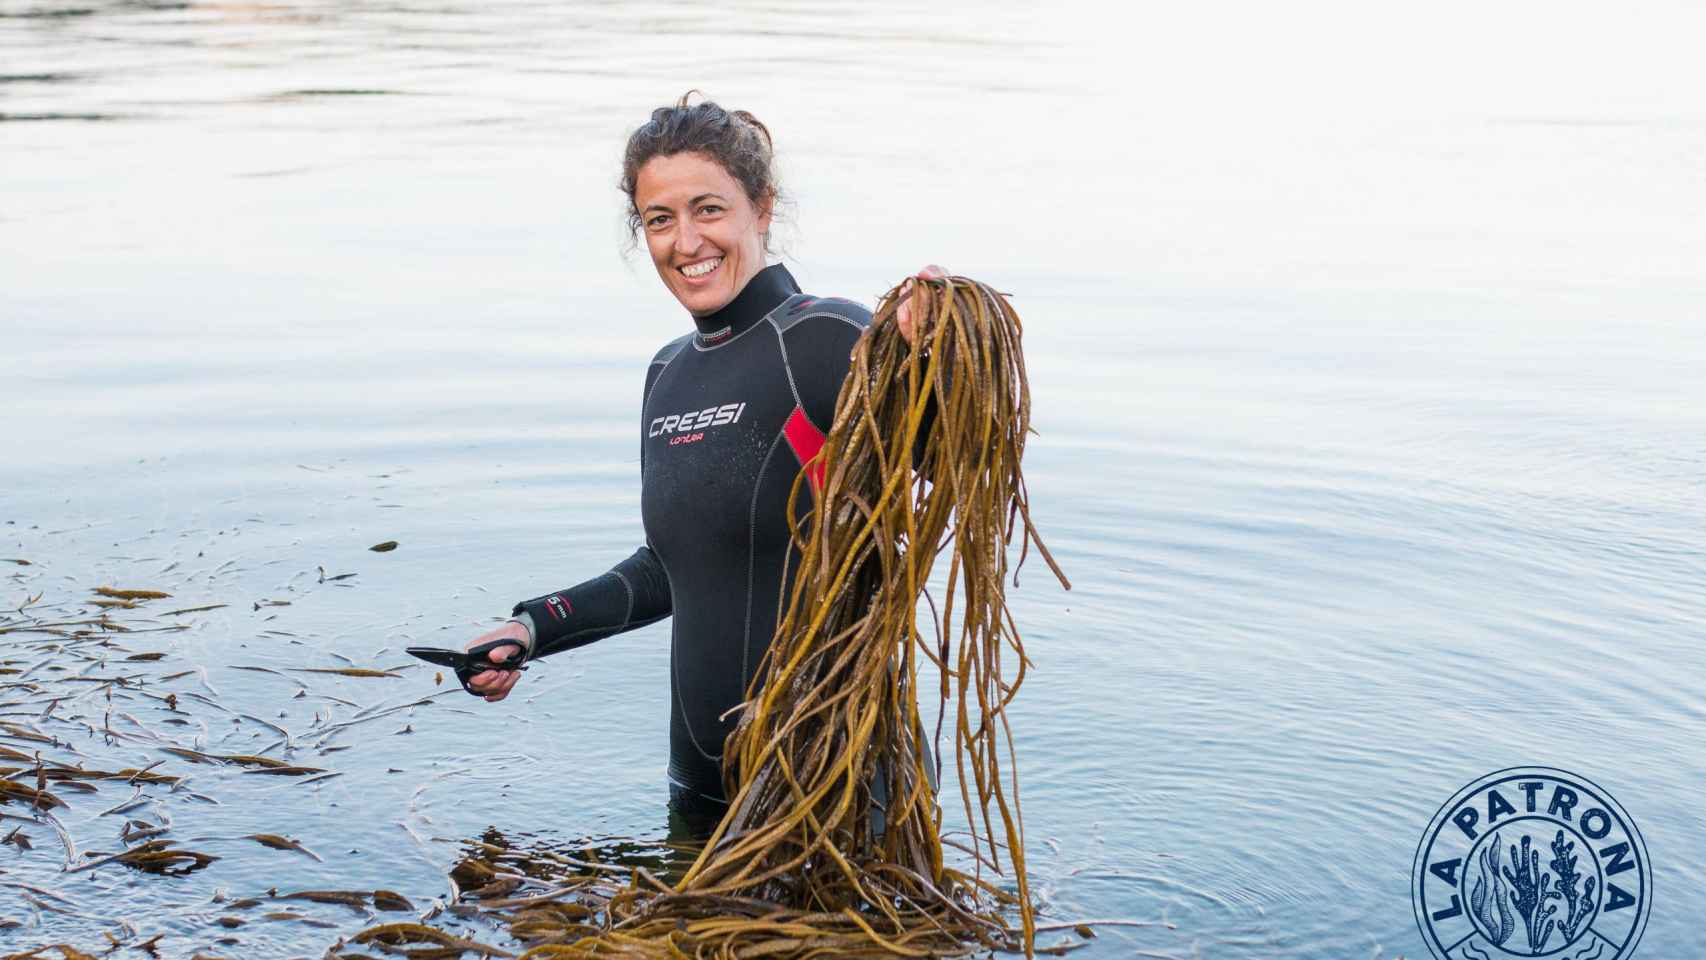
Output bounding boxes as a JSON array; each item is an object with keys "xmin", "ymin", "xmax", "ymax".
[
  {"xmin": 0, "ymin": 779, "xmax": 66, "ymax": 809},
  {"xmin": 92, "ymin": 588, "xmax": 171, "ymax": 601},
  {"xmin": 1, "ymin": 722, "xmax": 57, "ymax": 744},
  {"xmin": 371, "ymin": 890, "xmax": 414, "ymax": 912},
  {"xmin": 33, "ymin": 763, "xmax": 178, "ymax": 786},
  {"xmin": 162, "ymin": 604, "xmax": 228, "ymax": 616},
  {"xmin": 120, "ymin": 819, "xmax": 169, "ymax": 843},
  {"xmin": 4, "ymin": 946, "xmax": 98, "ymax": 960},
  {"xmin": 277, "ymin": 889, "xmax": 373, "ymax": 907},
  {"xmin": 243, "ymin": 833, "xmax": 324, "ymax": 861},
  {"xmin": 158, "ymin": 747, "xmax": 292, "ymax": 769},
  {"xmin": 344, "ymin": 922, "xmax": 513, "ymax": 958},
  {"xmin": 111, "ymin": 839, "xmax": 219, "ymax": 875},
  {"xmin": 265, "ymin": 890, "xmax": 389, "ymax": 920}
]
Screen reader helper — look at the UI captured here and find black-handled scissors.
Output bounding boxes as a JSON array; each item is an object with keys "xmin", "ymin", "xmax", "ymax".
[{"xmin": 406, "ymin": 638, "xmax": 527, "ymax": 696}]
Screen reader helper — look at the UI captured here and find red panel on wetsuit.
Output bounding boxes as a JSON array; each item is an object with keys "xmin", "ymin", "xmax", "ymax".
[{"xmin": 782, "ymin": 404, "xmax": 826, "ymax": 497}]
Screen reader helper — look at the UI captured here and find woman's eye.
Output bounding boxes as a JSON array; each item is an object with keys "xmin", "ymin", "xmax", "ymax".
[
  {"xmin": 647, "ymin": 215, "xmax": 670, "ymax": 229},
  {"xmin": 699, "ymin": 205, "xmax": 723, "ymax": 216}
]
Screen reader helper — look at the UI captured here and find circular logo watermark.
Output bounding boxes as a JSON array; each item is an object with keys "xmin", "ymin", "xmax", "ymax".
[{"xmin": 1413, "ymin": 767, "xmax": 1651, "ymax": 960}]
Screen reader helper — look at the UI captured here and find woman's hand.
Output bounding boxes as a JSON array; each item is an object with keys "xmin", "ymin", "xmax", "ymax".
[
  {"xmin": 895, "ymin": 264, "xmax": 947, "ymax": 348},
  {"xmin": 464, "ymin": 622, "xmax": 530, "ymax": 702}
]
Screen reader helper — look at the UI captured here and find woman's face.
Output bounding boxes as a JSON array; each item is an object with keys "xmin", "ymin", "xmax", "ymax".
[{"xmin": 634, "ymin": 152, "xmax": 772, "ymax": 318}]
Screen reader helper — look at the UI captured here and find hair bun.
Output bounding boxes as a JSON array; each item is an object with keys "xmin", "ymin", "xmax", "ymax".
[{"xmin": 731, "ymin": 109, "xmax": 773, "ymax": 152}]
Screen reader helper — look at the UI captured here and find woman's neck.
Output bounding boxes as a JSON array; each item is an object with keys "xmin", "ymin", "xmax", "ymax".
[{"xmin": 692, "ymin": 263, "xmax": 799, "ymax": 347}]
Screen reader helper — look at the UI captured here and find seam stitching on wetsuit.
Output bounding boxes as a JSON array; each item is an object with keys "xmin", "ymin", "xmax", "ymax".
[
  {"xmin": 771, "ymin": 308, "xmax": 867, "ymax": 336},
  {"xmin": 536, "ymin": 572, "xmax": 658, "ymax": 654},
  {"xmin": 642, "ymin": 337, "xmax": 691, "ymax": 479},
  {"xmin": 644, "ymin": 334, "xmax": 692, "ymax": 412},
  {"xmin": 672, "ymin": 559, "xmax": 727, "ymax": 762},
  {"xmin": 772, "ymin": 312, "xmax": 869, "ymax": 437},
  {"xmin": 551, "ymin": 572, "xmax": 627, "ymax": 645},
  {"xmin": 742, "ymin": 427, "xmax": 786, "ymax": 698},
  {"xmin": 766, "ymin": 316, "xmax": 809, "ymax": 420},
  {"xmin": 608, "ymin": 569, "xmax": 636, "ymax": 627},
  {"xmin": 665, "ymin": 770, "xmax": 726, "ymax": 804}
]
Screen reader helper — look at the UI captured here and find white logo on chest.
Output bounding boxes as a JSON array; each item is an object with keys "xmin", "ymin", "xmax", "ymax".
[{"xmin": 649, "ymin": 402, "xmax": 747, "ymax": 438}]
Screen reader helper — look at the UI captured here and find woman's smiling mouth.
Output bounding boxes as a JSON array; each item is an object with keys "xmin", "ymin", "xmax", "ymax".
[{"xmin": 680, "ymin": 257, "xmax": 723, "ymax": 281}]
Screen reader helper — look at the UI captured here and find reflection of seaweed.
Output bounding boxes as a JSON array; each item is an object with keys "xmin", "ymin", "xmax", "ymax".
[
  {"xmin": 1504, "ymin": 834, "xmax": 1561, "ymax": 953},
  {"xmin": 1470, "ymin": 834, "xmax": 1516, "ymax": 946},
  {"xmin": 1550, "ymin": 829, "xmax": 1598, "ymax": 942}
]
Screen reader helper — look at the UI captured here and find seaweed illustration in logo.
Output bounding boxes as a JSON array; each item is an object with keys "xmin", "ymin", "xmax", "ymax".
[
  {"xmin": 1470, "ymin": 832, "xmax": 1516, "ymax": 946},
  {"xmin": 1504, "ymin": 834, "xmax": 1561, "ymax": 953},
  {"xmin": 1550, "ymin": 829, "xmax": 1599, "ymax": 943}
]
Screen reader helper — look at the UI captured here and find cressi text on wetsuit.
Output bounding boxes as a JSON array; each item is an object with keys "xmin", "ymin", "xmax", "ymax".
[{"xmin": 508, "ymin": 263, "xmax": 894, "ymax": 808}]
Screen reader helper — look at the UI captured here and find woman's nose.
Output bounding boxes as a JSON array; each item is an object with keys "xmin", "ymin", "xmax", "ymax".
[{"xmin": 674, "ymin": 218, "xmax": 701, "ymax": 255}]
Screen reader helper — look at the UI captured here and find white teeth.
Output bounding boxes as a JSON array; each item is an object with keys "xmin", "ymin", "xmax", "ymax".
[{"xmin": 681, "ymin": 258, "xmax": 721, "ymax": 278}]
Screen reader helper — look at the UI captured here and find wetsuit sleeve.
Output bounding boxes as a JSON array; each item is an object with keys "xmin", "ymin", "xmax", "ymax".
[
  {"xmin": 506, "ymin": 350, "xmax": 676, "ymax": 660},
  {"xmin": 509, "ymin": 546, "xmax": 671, "ymax": 659}
]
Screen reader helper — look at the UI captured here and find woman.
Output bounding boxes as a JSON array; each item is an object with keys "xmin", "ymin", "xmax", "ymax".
[{"xmin": 463, "ymin": 95, "xmax": 940, "ymax": 820}]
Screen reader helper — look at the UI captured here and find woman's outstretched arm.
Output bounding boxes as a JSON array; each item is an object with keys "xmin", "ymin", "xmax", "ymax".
[
  {"xmin": 463, "ymin": 547, "xmax": 672, "ymax": 702},
  {"xmin": 510, "ymin": 545, "xmax": 673, "ymax": 659}
]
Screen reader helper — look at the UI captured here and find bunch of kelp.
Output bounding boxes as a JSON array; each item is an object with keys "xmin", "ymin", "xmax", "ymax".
[{"xmin": 468, "ymin": 275, "xmax": 1070, "ymax": 958}]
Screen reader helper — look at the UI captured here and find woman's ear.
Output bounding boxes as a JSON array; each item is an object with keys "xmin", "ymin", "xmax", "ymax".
[{"xmin": 756, "ymin": 190, "xmax": 776, "ymax": 235}]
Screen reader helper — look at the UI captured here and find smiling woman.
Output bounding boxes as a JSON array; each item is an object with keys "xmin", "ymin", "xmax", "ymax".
[{"xmin": 457, "ymin": 92, "xmax": 938, "ymax": 824}]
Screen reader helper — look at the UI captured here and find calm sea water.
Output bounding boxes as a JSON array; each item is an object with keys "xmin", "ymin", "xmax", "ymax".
[{"xmin": 4, "ymin": 2, "xmax": 1704, "ymax": 958}]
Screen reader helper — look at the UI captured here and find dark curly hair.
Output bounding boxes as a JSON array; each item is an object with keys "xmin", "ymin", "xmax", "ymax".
[{"xmin": 620, "ymin": 91, "xmax": 781, "ymax": 253}]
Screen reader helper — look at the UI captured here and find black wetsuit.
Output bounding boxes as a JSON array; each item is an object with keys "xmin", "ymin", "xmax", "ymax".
[{"xmin": 509, "ymin": 263, "xmax": 878, "ymax": 808}]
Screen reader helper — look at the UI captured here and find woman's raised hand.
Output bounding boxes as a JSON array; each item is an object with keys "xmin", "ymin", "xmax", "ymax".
[
  {"xmin": 894, "ymin": 264, "xmax": 947, "ymax": 348},
  {"xmin": 464, "ymin": 622, "xmax": 530, "ymax": 702}
]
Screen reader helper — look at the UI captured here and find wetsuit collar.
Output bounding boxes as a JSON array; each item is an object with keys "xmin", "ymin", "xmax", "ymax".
[{"xmin": 692, "ymin": 263, "xmax": 800, "ymax": 348}]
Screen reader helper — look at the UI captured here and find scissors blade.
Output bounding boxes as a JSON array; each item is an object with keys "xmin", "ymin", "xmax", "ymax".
[{"xmin": 405, "ymin": 647, "xmax": 467, "ymax": 670}]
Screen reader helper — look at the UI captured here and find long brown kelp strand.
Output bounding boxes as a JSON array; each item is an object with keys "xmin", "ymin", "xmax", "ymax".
[{"xmin": 520, "ymin": 275, "xmax": 1069, "ymax": 958}]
